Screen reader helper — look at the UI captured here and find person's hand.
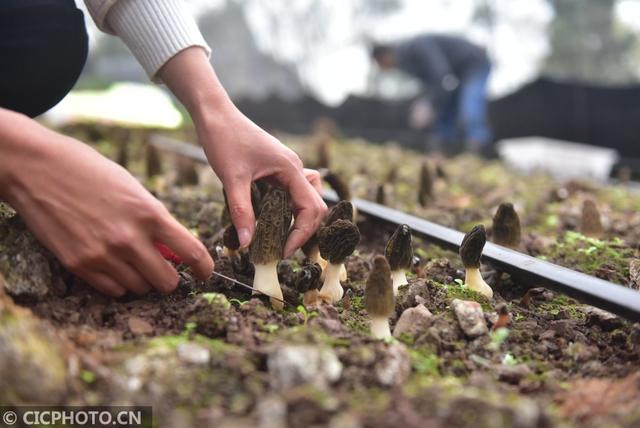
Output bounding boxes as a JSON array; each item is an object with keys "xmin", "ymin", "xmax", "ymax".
[
  {"xmin": 198, "ymin": 111, "xmax": 327, "ymax": 257},
  {"xmin": 158, "ymin": 47, "xmax": 327, "ymax": 257},
  {"xmin": 0, "ymin": 115, "xmax": 214, "ymax": 297}
]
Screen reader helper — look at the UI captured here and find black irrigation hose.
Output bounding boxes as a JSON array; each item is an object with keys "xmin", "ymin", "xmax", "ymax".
[
  {"xmin": 325, "ymin": 192, "xmax": 640, "ymax": 323},
  {"xmin": 150, "ymin": 135, "xmax": 640, "ymax": 322}
]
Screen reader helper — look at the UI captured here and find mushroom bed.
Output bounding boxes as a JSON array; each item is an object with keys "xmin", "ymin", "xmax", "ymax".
[{"xmin": 1, "ymin": 129, "xmax": 640, "ymax": 428}]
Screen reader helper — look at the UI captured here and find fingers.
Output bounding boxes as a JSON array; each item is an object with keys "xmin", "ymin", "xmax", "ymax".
[
  {"xmin": 102, "ymin": 261, "xmax": 151, "ymax": 295},
  {"xmin": 303, "ymin": 168, "xmax": 324, "ymax": 194},
  {"xmin": 82, "ymin": 271, "xmax": 126, "ymax": 298},
  {"xmin": 131, "ymin": 243, "xmax": 180, "ymax": 293},
  {"xmin": 155, "ymin": 216, "xmax": 214, "ymax": 281},
  {"xmin": 223, "ymin": 178, "xmax": 256, "ymax": 248},
  {"xmin": 283, "ymin": 172, "xmax": 328, "ymax": 257}
]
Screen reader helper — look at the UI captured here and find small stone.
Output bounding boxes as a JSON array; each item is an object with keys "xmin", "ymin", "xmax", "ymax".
[
  {"xmin": 328, "ymin": 412, "xmax": 362, "ymax": 428},
  {"xmin": 496, "ymin": 363, "xmax": 532, "ymax": 384},
  {"xmin": 392, "ymin": 304, "xmax": 432, "ymax": 338},
  {"xmin": 581, "ymin": 306, "xmax": 622, "ymax": 331},
  {"xmin": 0, "ymin": 315, "xmax": 67, "ymax": 403},
  {"xmin": 549, "ymin": 320, "xmax": 576, "ymax": 337},
  {"xmin": 268, "ymin": 345, "xmax": 342, "ymax": 391},
  {"xmin": 128, "ymin": 316, "xmax": 154, "ymax": 335},
  {"xmin": 256, "ymin": 395, "xmax": 287, "ymax": 428},
  {"xmin": 177, "ymin": 343, "xmax": 211, "ymax": 365},
  {"xmin": 451, "ymin": 299, "xmax": 488, "ymax": 337},
  {"xmin": 0, "ymin": 217, "xmax": 66, "ymax": 300},
  {"xmin": 375, "ymin": 343, "xmax": 411, "ymax": 386},
  {"xmin": 397, "ymin": 280, "xmax": 430, "ymax": 309}
]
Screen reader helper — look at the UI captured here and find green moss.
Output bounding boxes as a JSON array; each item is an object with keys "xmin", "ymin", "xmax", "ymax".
[
  {"xmin": 409, "ymin": 347, "xmax": 441, "ymax": 377},
  {"xmin": 537, "ymin": 294, "xmax": 587, "ymax": 322},
  {"xmin": 436, "ymin": 281, "xmax": 492, "ymax": 311},
  {"xmin": 547, "ymin": 231, "xmax": 633, "ymax": 285}
]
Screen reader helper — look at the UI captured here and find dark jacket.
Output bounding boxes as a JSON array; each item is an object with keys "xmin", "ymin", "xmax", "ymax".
[{"xmin": 395, "ymin": 34, "xmax": 489, "ymax": 106}]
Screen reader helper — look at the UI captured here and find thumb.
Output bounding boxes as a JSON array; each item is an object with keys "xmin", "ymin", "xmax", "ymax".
[{"xmin": 224, "ymin": 179, "xmax": 256, "ymax": 248}]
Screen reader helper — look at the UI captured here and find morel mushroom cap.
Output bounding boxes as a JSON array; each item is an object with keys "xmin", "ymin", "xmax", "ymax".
[
  {"xmin": 460, "ymin": 225, "xmax": 486, "ymax": 269},
  {"xmin": 249, "ymin": 188, "xmax": 292, "ymax": 264},
  {"xmin": 418, "ymin": 161, "xmax": 433, "ymax": 207},
  {"xmin": 325, "ymin": 200, "xmax": 354, "ymax": 225},
  {"xmin": 492, "ymin": 203, "xmax": 521, "ymax": 249},
  {"xmin": 294, "ymin": 261, "xmax": 323, "ymax": 293},
  {"xmin": 364, "ymin": 255, "xmax": 395, "ymax": 318},
  {"xmin": 375, "ymin": 184, "xmax": 386, "ymax": 205},
  {"xmin": 318, "ymin": 219, "xmax": 360, "ymax": 264},
  {"xmin": 301, "ymin": 233, "xmax": 319, "ymax": 257},
  {"xmin": 223, "ymin": 224, "xmax": 240, "ymax": 252},
  {"xmin": 324, "ymin": 171, "xmax": 351, "ymax": 202},
  {"xmin": 580, "ymin": 199, "xmax": 603, "ymax": 237},
  {"xmin": 385, "ymin": 224, "xmax": 413, "ymax": 271}
]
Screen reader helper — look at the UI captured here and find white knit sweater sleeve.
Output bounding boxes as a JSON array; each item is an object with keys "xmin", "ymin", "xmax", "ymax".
[{"xmin": 83, "ymin": 0, "xmax": 211, "ymax": 83}]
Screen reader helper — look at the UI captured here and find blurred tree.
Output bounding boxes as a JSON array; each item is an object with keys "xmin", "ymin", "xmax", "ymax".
[{"xmin": 543, "ymin": 0, "xmax": 640, "ymax": 84}]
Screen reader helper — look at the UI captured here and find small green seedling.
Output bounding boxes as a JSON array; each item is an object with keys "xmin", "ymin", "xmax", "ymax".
[
  {"xmin": 502, "ymin": 353, "xmax": 518, "ymax": 366},
  {"xmin": 488, "ymin": 327, "xmax": 510, "ymax": 351},
  {"xmin": 80, "ymin": 370, "xmax": 95, "ymax": 384},
  {"xmin": 296, "ymin": 305, "xmax": 318, "ymax": 325}
]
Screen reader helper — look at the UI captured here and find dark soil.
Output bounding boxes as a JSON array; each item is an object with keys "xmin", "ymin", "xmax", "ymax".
[{"xmin": 1, "ymin": 132, "xmax": 639, "ymax": 428}]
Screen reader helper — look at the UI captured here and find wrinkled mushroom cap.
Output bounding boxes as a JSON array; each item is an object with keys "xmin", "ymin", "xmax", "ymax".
[
  {"xmin": 318, "ymin": 219, "xmax": 360, "ymax": 264},
  {"xmin": 418, "ymin": 161, "xmax": 433, "ymax": 206},
  {"xmin": 223, "ymin": 224, "xmax": 240, "ymax": 251},
  {"xmin": 249, "ymin": 188, "xmax": 292, "ymax": 264},
  {"xmin": 325, "ymin": 201, "xmax": 354, "ymax": 225},
  {"xmin": 294, "ymin": 261, "xmax": 322, "ymax": 292},
  {"xmin": 385, "ymin": 224, "xmax": 413, "ymax": 270},
  {"xmin": 492, "ymin": 203, "xmax": 521, "ymax": 249},
  {"xmin": 301, "ymin": 233, "xmax": 319, "ymax": 257},
  {"xmin": 459, "ymin": 225, "xmax": 486, "ymax": 268},
  {"xmin": 364, "ymin": 255, "xmax": 395, "ymax": 317},
  {"xmin": 324, "ymin": 171, "xmax": 351, "ymax": 201}
]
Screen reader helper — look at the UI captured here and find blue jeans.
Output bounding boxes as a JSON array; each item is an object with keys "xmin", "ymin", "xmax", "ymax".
[{"xmin": 433, "ymin": 64, "xmax": 491, "ymax": 147}]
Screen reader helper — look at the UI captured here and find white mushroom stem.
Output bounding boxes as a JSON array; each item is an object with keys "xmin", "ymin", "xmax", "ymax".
[
  {"xmin": 390, "ymin": 269, "xmax": 408, "ymax": 295},
  {"xmin": 339, "ymin": 264, "xmax": 347, "ymax": 282},
  {"xmin": 222, "ymin": 247, "xmax": 238, "ymax": 258},
  {"xmin": 252, "ymin": 261, "xmax": 284, "ymax": 305},
  {"xmin": 370, "ymin": 317, "xmax": 391, "ymax": 339},
  {"xmin": 319, "ymin": 262, "xmax": 344, "ymax": 303},
  {"xmin": 465, "ymin": 267, "xmax": 493, "ymax": 299}
]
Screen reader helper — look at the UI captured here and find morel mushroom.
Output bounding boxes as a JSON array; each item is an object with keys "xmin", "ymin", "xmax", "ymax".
[
  {"xmin": 318, "ymin": 219, "xmax": 360, "ymax": 303},
  {"xmin": 365, "ymin": 255, "xmax": 395, "ymax": 339},
  {"xmin": 580, "ymin": 199, "xmax": 603, "ymax": 238},
  {"xmin": 304, "ymin": 201, "xmax": 353, "ymax": 280},
  {"xmin": 385, "ymin": 224, "xmax": 413, "ymax": 295},
  {"xmin": 418, "ymin": 161, "xmax": 433, "ymax": 207},
  {"xmin": 249, "ymin": 188, "xmax": 292, "ymax": 310},
  {"xmin": 459, "ymin": 225, "xmax": 493, "ymax": 299},
  {"xmin": 492, "ymin": 203, "xmax": 521, "ymax": 249},
  {"xmin": 222, "ymin": 224, "xmax": 241, "ymax": 258},
  {"xmin": 376, "ymin": 184, "xmax": 386, "ymax": 205},
  {"xmin": 145, "ymin": 143, "xmax": 162, "ymax": 178},
  {"xmin": 176, "ymin": 157, "xmax": 199, "ymax": 186},
  {"xmin": 294, "ymin": 261, "xmax": 325, "ymax": 308}
]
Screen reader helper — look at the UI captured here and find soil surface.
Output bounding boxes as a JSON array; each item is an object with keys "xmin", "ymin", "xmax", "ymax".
[{"xmin": 1, "ymin": 129, "xmax": 639, "ymax": 428}]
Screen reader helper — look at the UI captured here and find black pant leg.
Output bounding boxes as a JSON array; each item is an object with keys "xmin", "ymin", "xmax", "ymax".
[{"xmin": 0, "ymin": 0, "xmax": 88, "ymax": 118}]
